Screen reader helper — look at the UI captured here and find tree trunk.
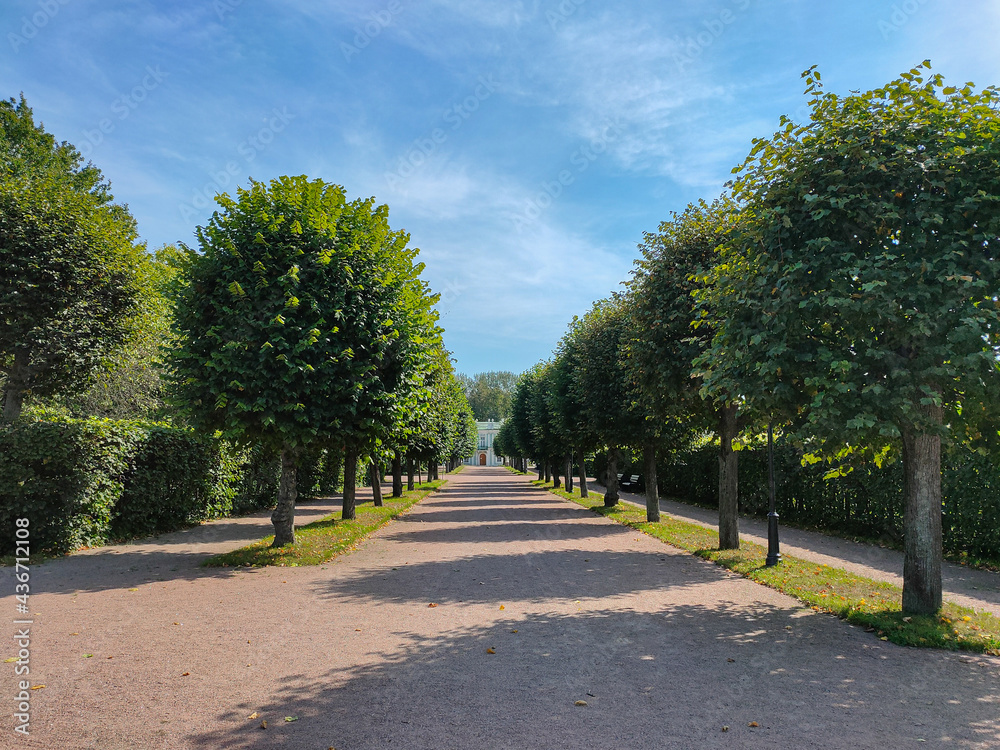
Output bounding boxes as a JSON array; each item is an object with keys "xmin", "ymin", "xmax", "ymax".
[
  {"xmin": 407, "ymin": 456, "xmax": 415, "ymax": 491},
  {"xmin": 537, "ymin": 460, "xmax": 544, "ymax": 480},
  {"xmin": 644, "ymin": 440, "xmax": 659, "ymax": 523},
  {"xmin": 392, "ymin": 451, "xmax": 403, "ymax": 497},
  {"xmin": 2, "ymin": 351, "xmax": 30, "ymax": 424},
  {"xmin": 901, "ymin": 405, "xmax": 944, "ymax": 614},
  {"xmin": 552, "ymin": 459, "xmax": 561, "ymax": 489},
  {"xmin": 342, "ymin": 445, "xmax": 358, "ymax": 520},
  {"xmin": 604, "ymin": 448, "xmax": 620, "ymax": 507},
  {"xmin": 564, "ymin": 454, "xmax": 573, "ymax": 493},
  {"xmin": 577, "ymin": 448, "xmax": 589, "ymax": 498},
  {"xmin": 544, "ymin": 460, "xmax": 551, "ymax": 483},
  {"xmin": 271, "ymin": 446, "xmax": 299, "ymax": 547},
  {"xmin": 370, "ymin": 459, "xmax": 383, "ymax": 507},
  {"xmin": 718, "ymin": 404, "xmax": 740, "ymax": 550}
]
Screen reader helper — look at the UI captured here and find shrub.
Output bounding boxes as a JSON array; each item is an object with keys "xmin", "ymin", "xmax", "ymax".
[{"xmin": 0, "ymin": 417, "xmax": 281, "ymax": 555}]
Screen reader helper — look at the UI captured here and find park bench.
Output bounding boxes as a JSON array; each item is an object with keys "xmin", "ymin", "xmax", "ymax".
[{"xmin": 619, "ymin": 474, "xmax": 643, "ymax": 492}]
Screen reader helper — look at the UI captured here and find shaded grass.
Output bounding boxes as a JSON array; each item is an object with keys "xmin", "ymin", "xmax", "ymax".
[
  {"xmin": 504, "ymin": 466, "xmax": 528, "ymax": 476},
  {"xmin": 534, "ymin": 479, "xmax": 1000, "ymax": 656},
  {"xmin": 446, "ymin": 464, "xmax": 466, "ymax": 475},
  {"xmin": 203, "ymin": 480, "xmax": 445, "ymax": 568}
]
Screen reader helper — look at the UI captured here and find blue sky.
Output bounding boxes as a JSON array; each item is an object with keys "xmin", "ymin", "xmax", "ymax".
[{"xmin": 3, "ymin": 0, "xmax": 999, "ymax": 375}]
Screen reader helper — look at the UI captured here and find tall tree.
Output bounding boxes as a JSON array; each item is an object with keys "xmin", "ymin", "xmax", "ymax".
[
  {"xmin": 0, "ymin": 96, "xmax": 145, "ymax": 422},
  {"xmin": 171, "ymin": 176, "xmax": 437, "ymax": 544},
  {"xmin": 628, "ymin": 198, "xmax": 745, "ymax": 548},
  {"xmin": 699, "ymin": 64, "xmax": 1000, "ymax": 613}
]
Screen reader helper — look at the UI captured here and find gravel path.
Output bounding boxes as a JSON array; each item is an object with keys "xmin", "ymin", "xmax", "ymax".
[
  {"xmin": 605, "ymin": 483, "xmax": 1000, "ymax": 617},
  {"xmin": 2, "ymin": 467, "xmax": 999, "ymax": 749}
]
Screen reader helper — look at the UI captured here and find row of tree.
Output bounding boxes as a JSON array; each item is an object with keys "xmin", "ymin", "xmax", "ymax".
[
  {"xmin": 494, "ymin": 64, "xmax": 1000, "ymax": 615},
  {"xmin": 0, "ymin": 96, "xmax": 477, "ymax": 548}
]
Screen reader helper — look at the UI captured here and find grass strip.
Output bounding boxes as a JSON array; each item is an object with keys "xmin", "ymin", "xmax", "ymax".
[
  {"xmin": 535, "ymin": 479, "xmax": 1000, "ymax": 656},
  {"xmin": 203, "ymin": 480, "xmax": 446, "ymax": 568}
]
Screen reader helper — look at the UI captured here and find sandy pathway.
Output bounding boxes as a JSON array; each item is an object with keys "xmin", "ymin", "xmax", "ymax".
[{"xmin": 2, "ymin": 467, "xmax": 998, "ymax": 749}]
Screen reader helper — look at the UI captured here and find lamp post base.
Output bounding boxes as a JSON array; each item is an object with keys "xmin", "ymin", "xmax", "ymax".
[{"xmin": 766, "ymin": 510, "xmax": 782, "ymax": 567}]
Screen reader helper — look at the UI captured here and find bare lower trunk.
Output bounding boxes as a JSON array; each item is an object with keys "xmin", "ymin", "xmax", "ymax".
[
  {"xmin": 2, "ymin": 351, "xmax": 30, "ymax": 424},
  {"xmin": 392, "ymin": 451, "xmax": 403, "ymax": 497},
  {"xmin": 564, "ymin": 454, "xmax": 573, "ymax": 493},
  {"xmin": 644, "ymin": 441, "xmax": 659, "ymax": 523},
  {"xmin": 552, "ymin": 458, "xmax": 561, "ymax": 489},
  {"xmin": 370, "ymin": 459, "xmax": 383, "ymax": 507},
  {"xmin": 342, "ymin": 445, "xmax": 358, "ymax": 520},
  {"xmin": 407, "ymin": 456, "xmax": 415, "ymax": 491},
  {"xmin": 718, "ymin": 404, "xmax": 740, "ymax": 550},
  {"xmin": 901, "ymin": 405, "xmax": 944, "ymax": 614},
  {"xmin": 604, "ymin": 448, "xmax": 620, "ymax": 507},
  {"xmin": 577, "ymin": 448, "xmax": 588, "ymax": 498},
  {"xmin": 537, "ymin": 460, "xmax": 544, "ymax": 480},
  {"xmin": 271, "ymin": 446, "xmax": 299, "ymax": 547},
  {"xmin": 544, "ymin": 460, "xmax": 551, "ymax": 483}
]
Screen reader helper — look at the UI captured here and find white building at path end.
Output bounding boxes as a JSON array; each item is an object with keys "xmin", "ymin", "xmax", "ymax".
[{"xmin": 465, "ymin": 420, "xmax": 503, "ymax": 467}]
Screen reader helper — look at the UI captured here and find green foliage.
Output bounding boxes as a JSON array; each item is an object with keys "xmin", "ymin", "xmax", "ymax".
[
  {"xmin": 658, "ymin": 440, "xmax": 1000, "ymax": 562},
  {"xmin": 0, "ymin": 417, "xmax": 278, "ymax": 555},
  {"xmin": 0, "ymin": 103, "xmax": 146, "ymax": 421},
  {"xmin": 170, "ymin": 175, "xmax": 440, "ymax": 455},
  {"xmin": 698, "ymin": 63, "xmax": 1000, "ymax": 446},
  {"xmin": 456, "ymin": 370, "xmax": 517, "ymax": 420}
]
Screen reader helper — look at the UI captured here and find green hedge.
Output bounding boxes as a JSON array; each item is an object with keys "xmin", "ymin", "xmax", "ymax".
[
  {"xmin": 0, "ymin": 418, "xmax": 281, "ymax": 555},
  {"xmin": 653, "ymin": 443, "xmax": 1000, "ymax": 562}
]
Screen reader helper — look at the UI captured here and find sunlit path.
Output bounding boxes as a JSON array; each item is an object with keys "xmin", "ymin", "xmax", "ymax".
[{"xmin": 4, "ymin": 467, "xmax": 999, "ymax": 749}]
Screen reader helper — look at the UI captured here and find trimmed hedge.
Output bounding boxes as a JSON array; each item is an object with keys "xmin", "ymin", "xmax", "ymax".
[
  {"xmin": 0, "ymin": 417, "xmax": 280, "ymax": 555},
  {"xmin": 647, "ymin": 442, "xmax": 1000, "ymax": 562}
]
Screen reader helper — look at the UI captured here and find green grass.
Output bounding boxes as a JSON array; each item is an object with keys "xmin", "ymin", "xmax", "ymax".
[
  {"xmin": 535, "ymin": 479, "xmax": 1000, "ymax": 656},
  {"xmin": 203, "ymin": 480, "xmax": 446, "ymax": 568},
  {"xmin": 446, "ymin": 464, "xmax": 466, "ymax": 474},
  {"xmin": 504, "ymin": 465, "xmax": 528, "ymax": 475}
]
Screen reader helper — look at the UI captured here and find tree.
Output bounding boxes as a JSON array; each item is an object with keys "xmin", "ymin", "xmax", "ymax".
[
  {"xmin": 699, "ymin": 64, "xmax": 1000, "ymax": 613},
  {"xmin": 569, "ymin": 295, "xmax": 662, "ymax": 520},
  {"xmin": 628, "ymin": 198, "xmax": 746, "ymax": 548},
  {"xmin": 457, "ymin": 370, "xmax": 518, "ymax": 420},
  {"xmin": 171, "ymin": 176, "xmax": 438, "ymax": 545},
  {"xmin": 0, "ymin": 96, "xmax": 145, "ymax": 422}
]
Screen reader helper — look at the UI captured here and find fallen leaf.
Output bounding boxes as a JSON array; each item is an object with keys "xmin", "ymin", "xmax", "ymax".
[
  {"xmin": 428, "ymin": 603, "xmax": 438, "ymax": 608},
  {"xmin": 172, "ymin": 622, "xmax": 180, "ymax": 626},
  {"xmin": 284, "ymin": 716, "xmax": 298, "ymax": 722},
  {"xmin": 260, "ymin": 720, "xmax": 267, "ymax": 729},
  {"xmin": 486, "ymin": 648, "xmax": 496, "ymax": 654},
  {"xmin": 69, "ymin": 633, "xmax": 78, "ymax": 636},
  {"xmin": 903, "ymin": 616, "xmax": 912, "ymax": 623},
  {"xmin": 499, "ymin": 605, "xmax": 505, "ymax": 610},
  {"xmin": 248, "ymin": 712, "xmax": 259, "ymax": 720},
  {"xmin": 748, "ymin": 721, "xmax": 759, "ymax": 728},
  {"xmin": 4, "ymin": 657, "xmax": 17, "ymax": 663},
  {"xmin": 574, "ymin": 700, "xmax": 587, "ymax": 706},
  {"xmin": 30, "ymin": 685, "xmax": 45, "ymax": 690},
  {"xmin": 721, "ymin": 726, "xmax": 729, "ymax": 732},
  {"xmin": 726, "ymin": 658, "xmax": 735, "ymax": 663},
  {"xmin": 107, "ymin": 656, "xmax": 113, "ymax": 660},
  {"xmin": 128, "ymin": 588, "xmax": 138, "ymax": 592},
  {"xmin": 181, "ymin": 672, "xmax": 190, "ymax": 676},
  {"xmin": 83, "ymin": 654, "xmax": 93, "ymax": 658},
  {"xmin": 355, "ymin": 628, "xmax": 362, "ymax": 632},
  {"xmin": 510, "ymin": 629, "xmax": 518, "ymax": 634}
]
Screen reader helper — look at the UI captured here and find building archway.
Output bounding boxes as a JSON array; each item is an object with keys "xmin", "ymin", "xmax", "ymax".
[{"xmin": 479, "ymin": 453, "xmax": 487, "ymax": 466}]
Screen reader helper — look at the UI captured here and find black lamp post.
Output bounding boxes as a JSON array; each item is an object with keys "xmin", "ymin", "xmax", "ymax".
[{"xmin": 766, "ymin": 421, "xmax": 782, "ymax": 567}]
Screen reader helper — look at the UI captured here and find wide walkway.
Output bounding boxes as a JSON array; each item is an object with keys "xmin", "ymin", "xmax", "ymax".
[{"xmin": 3, "ymin": 467, "xmax": 999, "ymax": 749}]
